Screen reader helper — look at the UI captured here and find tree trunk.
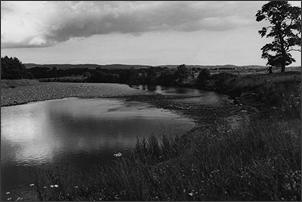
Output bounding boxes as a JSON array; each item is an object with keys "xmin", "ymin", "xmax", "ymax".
[
  {"xmin": 268, "ymin": 66, "xmax": 273, "ymax": 74},
  {"xmin": 281, "ymin": 64, "xmax": 285, "ymax": 72},
  {"xmin": 277, "ymin": 24, "xmax": 287, "ymax": 73}
]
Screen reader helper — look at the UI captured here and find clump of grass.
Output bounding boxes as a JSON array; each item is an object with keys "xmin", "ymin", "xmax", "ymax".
[
  {"xmin": 255, "ymin": 81, "xmax": 301, "ymax": 119},
  {"xmin": 27, "ymin": 117, "xmax": 300, "ymax": 201}
]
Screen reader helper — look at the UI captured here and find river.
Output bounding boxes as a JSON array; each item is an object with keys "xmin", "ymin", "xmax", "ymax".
[{"xmin": 1, "ymin": 85, "xmax": 243, "ymax": 194}]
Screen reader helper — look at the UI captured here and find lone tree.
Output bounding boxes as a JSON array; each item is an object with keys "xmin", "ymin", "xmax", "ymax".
[
  {"xmin": 175, "ymin": 64, "xmax": 190, "ymax": 83},
  {"xmin": 256, "ymin": 1, "xmax": 301, "ymax": 72}
]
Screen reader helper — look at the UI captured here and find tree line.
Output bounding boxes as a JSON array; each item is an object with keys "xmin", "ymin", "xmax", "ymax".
[{"xmin": 1, "ymin": 57, "xmax": 210, "ymax": 88}]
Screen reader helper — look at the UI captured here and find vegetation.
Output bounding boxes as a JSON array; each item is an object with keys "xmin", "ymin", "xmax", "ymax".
[
  {"xmin": 196, "ymin": 69, "xmax": 211, "ymax": 87},
  {"xmin": 256, "ymin": 1, "xmax": 301, "ymax": 72},
  {"xmin": 2, "ymin": 2, "xmax": 301, "ymax": 200},
  {"xmin": 25, "ymin": 116, "xmax": 300, "ymax": 201},
  {"xmin": 1, "ymin": 79, "xmax": 39, "ymax": 89},
  {"xmin": 1, "ymin": 56, "xmax": 33, "ymax": 79}
]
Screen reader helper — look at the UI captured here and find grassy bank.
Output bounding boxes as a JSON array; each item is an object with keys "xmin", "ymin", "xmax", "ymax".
[
  {"xmin": 10, "ymin": 117, "xmax": 299, "ymax": 201},
  {"xmin": 201, "ymin": 72, "xmax": 301, "ymax": 117}
]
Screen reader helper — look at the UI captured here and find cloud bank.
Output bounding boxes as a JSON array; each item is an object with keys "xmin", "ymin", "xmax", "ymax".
[{"xmin": 1, "ymin": 1, "xmax": 262, "ymax": 48}]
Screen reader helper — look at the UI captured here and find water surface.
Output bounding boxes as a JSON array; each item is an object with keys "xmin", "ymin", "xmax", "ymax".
[
  {"xmin": 1, "ymin": 97, "xmax": 195, "ymax": 192},
  {"xmin": 130, "ymin": 85, "xmax": 207, "ymax": 96}
]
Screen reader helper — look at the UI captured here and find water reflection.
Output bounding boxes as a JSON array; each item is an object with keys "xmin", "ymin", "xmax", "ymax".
[
  {"xmin": 131, "ymin": 85, "xmax": 206, "ymax": 96},
  {"xmin": 1, "ymin": 98, "xmax": 195, "ymax": 166},
  {"xmin": 1, "ymin": 97, "xmax": 195, "ymax": 191}
]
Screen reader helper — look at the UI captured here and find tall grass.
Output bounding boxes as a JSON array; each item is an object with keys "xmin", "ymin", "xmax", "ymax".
[{"xmin": 28, "ymin": 118, "xmax": 300, "ymax": 201}]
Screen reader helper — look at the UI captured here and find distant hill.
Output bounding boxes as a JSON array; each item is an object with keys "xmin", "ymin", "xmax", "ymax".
[
  {"xmin": 24, "ymin": 63, "xmax": 300, "ymax": 71},
  {"xmin": 157, "ymin": 64, "xmax": 268, "ymax": 69},
  {"xmin": 24, "ymin": 63, "xmax": 152, "ymax": 70}
]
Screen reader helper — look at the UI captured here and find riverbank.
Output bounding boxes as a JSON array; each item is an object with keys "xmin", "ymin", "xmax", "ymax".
[
  {"xmin": 1, "ymin": 81, "xmax": 148, "ymax": 106},
  {"xmin": 195, "ymin": 71, "xmax": 301, "ymax": 120},
  {"xmin": 202, "ymin": 72, "xmax": 301, "ymax": 107},
  {"xmin": 1, "ymin": 80, "xmax": 253, "ymax": 130},
  {"xmin": 1, "ymin": 76, "xmax": 301, "ymax": 201},
  {"xmin": 6, "ymin": 116, "xmax": 300, "ymax": 201}
]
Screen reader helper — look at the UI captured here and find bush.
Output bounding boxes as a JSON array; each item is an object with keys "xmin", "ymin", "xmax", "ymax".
[{"xmin": 196, "ymin": 69, "xmax": 210, "ymax": 87}]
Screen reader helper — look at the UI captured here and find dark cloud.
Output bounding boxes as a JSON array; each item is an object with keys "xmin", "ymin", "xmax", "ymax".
[{"xmin": 1, "ymin": 1, "xmax": 263, "ymax": 48}]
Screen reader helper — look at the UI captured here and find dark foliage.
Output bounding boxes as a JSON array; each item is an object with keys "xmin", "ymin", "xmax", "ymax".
[
  {"xmin": 256, "ymin": 1, "xmax": 301, "ymax": 72},
  {"xmin": 175, "ymin": 64, "xmax": 191, "ymax": 84},
  {"xmin": 196, "ymin": 69, "xmax": 210, "ymax": 87},
  {"xmin": 1, "ymin": 56, "xmax": 33, "ymax": 79}
]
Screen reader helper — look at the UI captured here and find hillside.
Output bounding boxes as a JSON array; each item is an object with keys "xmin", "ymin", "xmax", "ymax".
[{"xmin": 24, "ymin": 63, "xmax": 152, "ymax": 70}]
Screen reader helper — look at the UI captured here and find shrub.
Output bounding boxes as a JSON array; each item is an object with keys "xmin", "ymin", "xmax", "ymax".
[{"xmin": 196, "ymin": 69, "xmax": 210, "ymax": 87}]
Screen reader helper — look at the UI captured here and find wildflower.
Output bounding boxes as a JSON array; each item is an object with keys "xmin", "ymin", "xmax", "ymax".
[
  {"xmin": 188, "ymin": 192, "xmax": 194, "ymax": 197},
  {"xmin": 50, "ymin": 185, "xmax": 54, "ymax": 188},
  {"xmin": 43, "ymin": 186, "xmax": 47, "ymax": 189},
  {"xmin": 5, "ymin": 192, "xmax": 10, "ymax": 195},
  {"xmin": 54, "ymin": 184, "xmax": 59, "ymax": 188},
  {"xmin": 16, "ymin": 197, "xmax": 23, "ymax": 201},
  {"xmin": 29, "ymin": 184, "xmax": 34, "ymax": 187},
  {"xmin": 113, "ymin": 152, "xmax": 122, "ymax": 157},
  {"xmin": 74, "ymin": 185, "xmax": 79, "ymax": 189},
  {"xmin": 7, "ymin": 197, "xmax": 12, "ymax": 201}
]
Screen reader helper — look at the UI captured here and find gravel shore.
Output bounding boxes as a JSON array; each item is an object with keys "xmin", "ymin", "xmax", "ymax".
[{"xmin": 1, "ymin": 82, "xmax": 148, "ymax": 106}]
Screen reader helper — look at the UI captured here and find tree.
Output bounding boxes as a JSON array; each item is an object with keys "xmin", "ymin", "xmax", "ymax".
[
  {"xmin": 175, "ymin": 64, "xmax": 190, "ymax": 83},
  {"xmin": 196, "ymin": 69, "xmax": 210, "ymax": 87},
  {"xmin": 1, "ymin": 56, "xmax": 32, "ymax": 79},
  {"xmin": 256, "ymin": 1, "xmax": 301, "ymax": 72}
]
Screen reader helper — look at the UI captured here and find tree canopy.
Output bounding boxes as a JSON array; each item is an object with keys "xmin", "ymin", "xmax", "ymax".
[
  {"xmin": 1, "ymin": 56, "xmax": 32, "ymax": 79},
  {"xmin": 256, "ymin": 1, "xmax": 301, "ymax": 72}
]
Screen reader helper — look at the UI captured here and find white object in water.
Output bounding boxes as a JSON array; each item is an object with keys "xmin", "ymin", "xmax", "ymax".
[{"xmin": 113, "ymin": 152, "xmax": 122, "ymax": 157}]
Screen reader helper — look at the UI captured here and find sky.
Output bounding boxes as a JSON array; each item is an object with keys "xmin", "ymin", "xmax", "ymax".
[{"xmin": 1, "ymin": 1, "xmax": 301, "ymax": 66}]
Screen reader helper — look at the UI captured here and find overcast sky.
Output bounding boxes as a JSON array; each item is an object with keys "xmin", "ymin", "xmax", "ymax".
[{"xmin": 1, "ymin": 1, "xmax": 301, "ymax": 65}]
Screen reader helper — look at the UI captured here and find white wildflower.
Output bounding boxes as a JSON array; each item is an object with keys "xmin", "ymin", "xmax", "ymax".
[
  {"xmin": 5, "ymin": 192, "xmax": 10, "ymax": 195},
  {"xmin": 29, "ymin": 184, "xmax": 34, "ymax": 187},
  {"xmin": 113, "ymin": 152, "xmax": 122, "ymax": 157}
]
